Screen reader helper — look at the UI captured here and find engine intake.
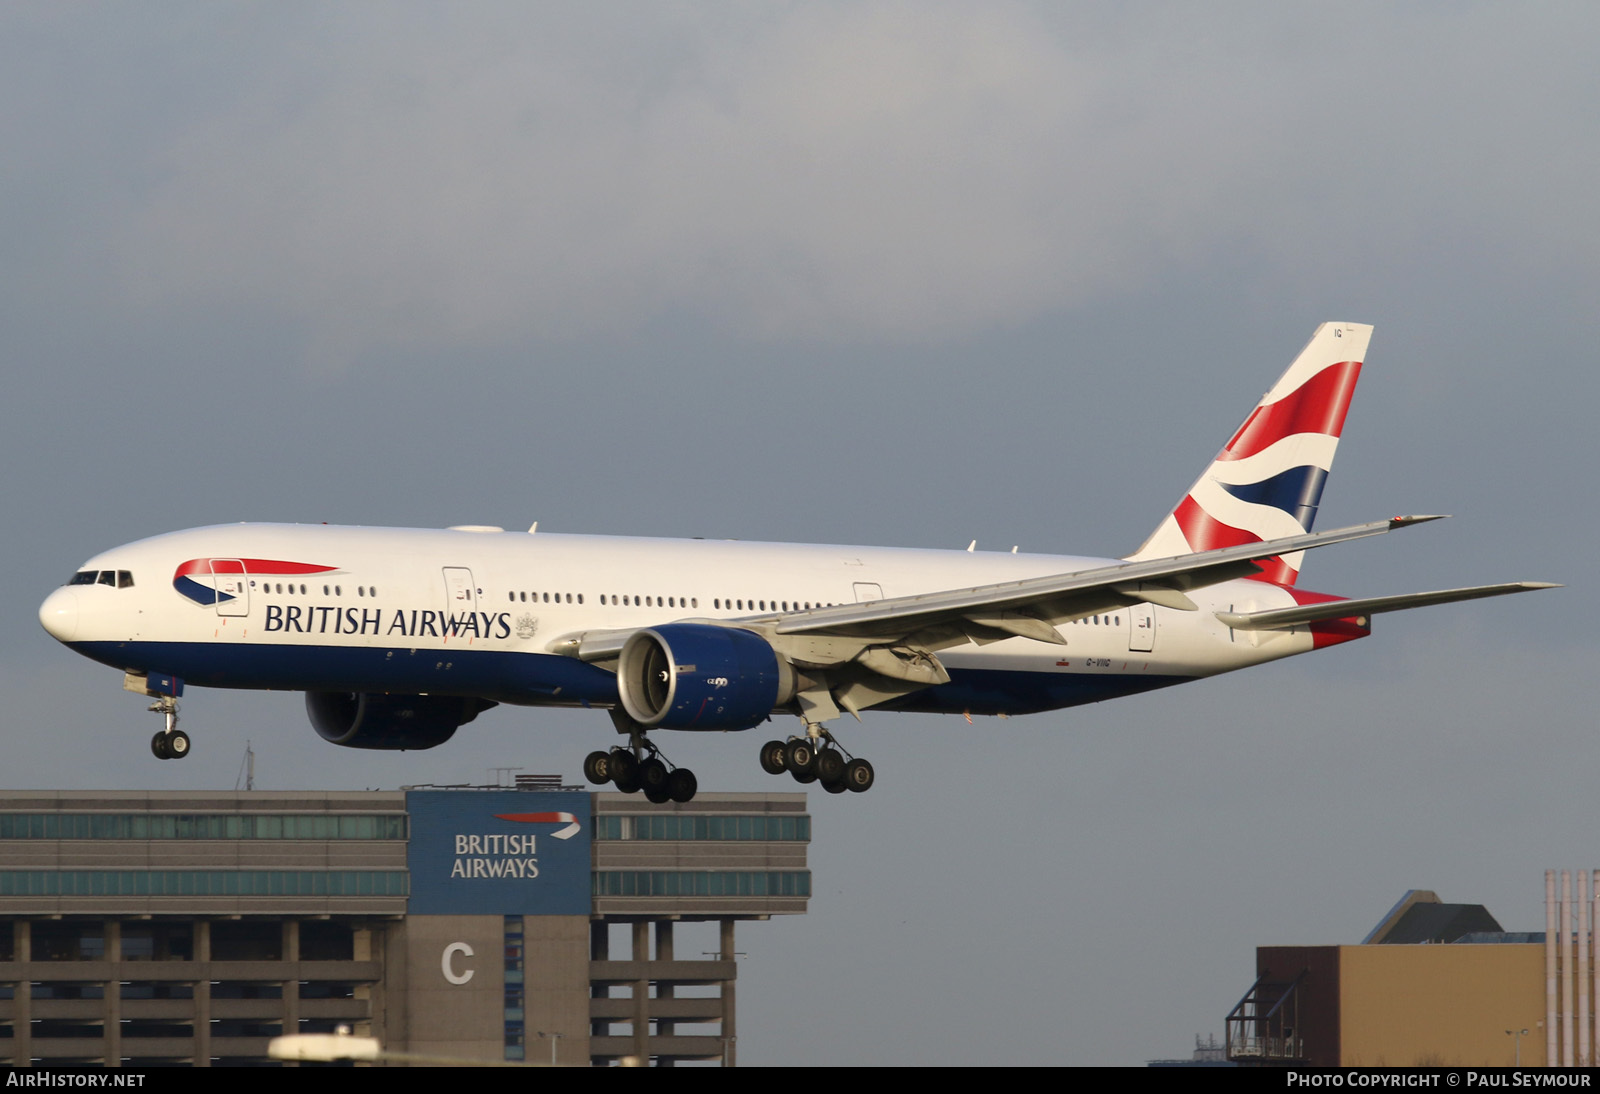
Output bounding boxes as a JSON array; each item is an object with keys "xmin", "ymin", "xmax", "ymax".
[
  {"xmin": 306, "ymin": 692, "xmax": 495, "ymax": 750},
  {"xmin": 617, "ymin": 624, "xmax": 794, "ymax": 731}
]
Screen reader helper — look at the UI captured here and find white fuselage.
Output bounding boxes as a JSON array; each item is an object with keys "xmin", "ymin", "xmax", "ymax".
[{"xmin": 40, "ymin": 523, "xmax": 1334, "ymax": 722}]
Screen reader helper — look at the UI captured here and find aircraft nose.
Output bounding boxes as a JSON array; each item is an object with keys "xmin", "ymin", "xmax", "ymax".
[{"xmin": 39, "ymin": 588, "xmax": 78, "ymax": 642}]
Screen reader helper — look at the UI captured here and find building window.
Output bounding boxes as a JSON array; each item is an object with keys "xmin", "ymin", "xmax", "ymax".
[
  {"xmin": 300, "ymin": 921, "xmax": 354, "ymax": 961},
  {"xmin": 0, "ymin": 813, "xmax": 407, "ymax": 840},
  {"xmin": 122, "ymin": 921, "xmax": 193, "ymax": 961},
  {"xmin": 592, "ymin": 870, "xmax": 811, "ymax": 898},
  {"xmin": 211, "ymin": 921, "xmax": 282, "ymax": 961},
  {"xmin": 504, "ymin": 915, "xmax": 525, "ymax": 1061},
  {"xmin": 593, "ymin": 814, "xmax": 809, "ymax": 841},
  {"xmin": 31, "ymin": 921, "xmax": 104, "ymax": 961}
]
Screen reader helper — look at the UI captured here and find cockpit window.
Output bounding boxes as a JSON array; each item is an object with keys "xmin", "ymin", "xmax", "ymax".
[{"xmin": 67, "ymin": 570, "xmax": 135, "ymax": 588}]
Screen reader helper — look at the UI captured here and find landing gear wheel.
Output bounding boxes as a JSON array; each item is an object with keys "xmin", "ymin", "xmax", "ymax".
[
  {"xmin": 643, "ymin": 784, "xmax": 672, "ymax": 804},
  {"xmin": 638, "ymin": 757, "xmax": 669, "ymax": 795},
  {"xmin": 759, "ymin": 740, "xmax": 789, "ymax": 775},
  {"xmin": 666, "ymin": 768, "xmax": 698, "ymax": 804},
  {"xmin": 792, "ymin": 769, "xmax": 818, "ymax": 785},
  {"xmin": 583, "ymin": 750, "xmax": 613, "ymax": 785},
  {"xmin": 609, "ymin": 748, "xmax": 639, "ymax": 786},
  {"xmin": 151, "ymin": 730, "xmax": 189, "ymax": 760},
  {"xmin": 823, "ymin": 778, "xmax": 848, "ymax": 794},
  {"xmin": 815, "ymin": 748, "xmax": 846, "ymax": 784},
  {"xmin": 784, "ymin": 738, "xmax": 816, "ymax": 775},
  {"xmin": 608, "ymin": 748, "xmax": 640, "ymax": 790},
  {"xmin": 844, "ymin": 757, "xmax": 875, "ymax": 792}
]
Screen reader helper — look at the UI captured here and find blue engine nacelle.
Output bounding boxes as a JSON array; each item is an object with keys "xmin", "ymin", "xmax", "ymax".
[
  {"xmin": 617, "ymin": 624, "xmax": 795, "ymax": 731},
  {"xmin": 306, "ymin": 691, "xmax": 496, "ymax": 750}
]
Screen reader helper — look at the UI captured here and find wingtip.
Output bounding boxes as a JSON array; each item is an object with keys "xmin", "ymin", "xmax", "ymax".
[{"xmin": 1390, "ymin": 514, "xmax": 1449, "ymax": 527}]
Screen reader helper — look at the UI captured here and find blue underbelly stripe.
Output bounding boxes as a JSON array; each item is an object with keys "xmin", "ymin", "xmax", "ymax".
[{"xmin": 68, "ymin": 641, "xmax": 1196, "ymax": 719}]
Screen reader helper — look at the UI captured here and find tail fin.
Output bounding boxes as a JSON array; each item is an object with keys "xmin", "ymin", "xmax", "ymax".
[{"xmin": 1126, "ymin": 322, "xmax": 1372, "ymax": 585}]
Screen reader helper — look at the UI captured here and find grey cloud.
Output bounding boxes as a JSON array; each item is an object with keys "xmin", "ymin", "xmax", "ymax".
[{"xmin": 96, "ymin": 4, "xmax": 1598, "ymax": 365}]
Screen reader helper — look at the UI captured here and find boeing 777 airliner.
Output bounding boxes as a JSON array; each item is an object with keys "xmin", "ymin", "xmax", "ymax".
[{"xmin": 38, "ymin": 324, "xmax": 1554, "ymax": 802}]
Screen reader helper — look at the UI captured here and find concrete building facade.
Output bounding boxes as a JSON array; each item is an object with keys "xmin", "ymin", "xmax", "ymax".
[{"xmin": 0, "ymin": 787, "xmax": 809, "ymax": 1066}]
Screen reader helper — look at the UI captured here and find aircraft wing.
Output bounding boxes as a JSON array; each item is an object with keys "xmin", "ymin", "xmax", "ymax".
[
  {"xmin": 768, "ymin": 515, "xmax": 1443, "ymax": 646},
  {"xmin": 552, "ymin": 515, "xmax": 1441, "ymax": 665},
  {"xmin": 1214, "ymin": 582, "xmax": 1559, "ymax": 631}
]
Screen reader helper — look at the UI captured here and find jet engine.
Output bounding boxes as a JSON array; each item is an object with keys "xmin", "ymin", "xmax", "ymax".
[
  {"xmin": 617, "ymin": 624, "xmax": 795, "ymax": 731},
  {"xmin": 305, "ymin": 691, "xmax": 495, "ymax": 750}
]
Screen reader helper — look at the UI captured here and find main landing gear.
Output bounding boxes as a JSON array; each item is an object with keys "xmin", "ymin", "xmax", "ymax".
[
  {"xmin": 148, "ymin": 697, "xmax": 190, "ymax": 760},
  {"xmin": 584, "ymin": 731, "xmax": 698, "ymax": 804},
  {"xmin": 759, "ymin": 730, "xmax": 874, "ymax": 794}
]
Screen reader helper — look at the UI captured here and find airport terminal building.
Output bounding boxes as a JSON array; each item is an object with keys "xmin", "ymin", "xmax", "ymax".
[{"xmin": 0, "ymin": 785, "xmax": 810, "ymax": 1066}]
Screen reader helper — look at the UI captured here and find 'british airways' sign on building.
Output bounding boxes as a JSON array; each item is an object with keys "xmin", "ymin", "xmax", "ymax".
[{"xmin": 406, "ymin": 790, "xmax": 590, "ymax": 915}]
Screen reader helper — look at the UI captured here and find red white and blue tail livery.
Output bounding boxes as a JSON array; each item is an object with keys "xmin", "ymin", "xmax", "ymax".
[
  {"xmin": 1129, "ymin": 321, "xmax": 1367, "ymax": 585},
  {"xmin": 38, "ymin": 323, "xmax": 1556, "ymax": 801}
]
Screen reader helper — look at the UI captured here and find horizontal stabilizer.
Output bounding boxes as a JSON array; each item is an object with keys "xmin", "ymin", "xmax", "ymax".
[{"xmin": 1215, "ymin": 582, "xmax": 1559, "ymax": 631}]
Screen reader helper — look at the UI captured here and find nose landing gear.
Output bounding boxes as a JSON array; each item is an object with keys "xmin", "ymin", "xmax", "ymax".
[
  {"xmin": 148, "ymin": 697, "xmax": 191, "ymax": 760},
  {"xmin": 127, "ymin": 673, "xmax": 190, "ymax": 761}
]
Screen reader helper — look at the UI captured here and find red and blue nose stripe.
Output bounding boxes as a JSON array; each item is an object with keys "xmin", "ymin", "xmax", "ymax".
[{"xmin": 172, "ymin": 558, "xmax": 337, "ymax": 606}]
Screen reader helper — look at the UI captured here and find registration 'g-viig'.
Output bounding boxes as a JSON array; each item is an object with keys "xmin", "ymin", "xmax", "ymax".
[{"xmin": 39, "ymin": 324, "xmax": 1555, "ymax": 801}]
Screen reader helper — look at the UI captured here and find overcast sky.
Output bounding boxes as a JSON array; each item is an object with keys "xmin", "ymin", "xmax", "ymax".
[{"xmin": 4, "ymin": 2, "xmax": 1596, "ymax": 1066}]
